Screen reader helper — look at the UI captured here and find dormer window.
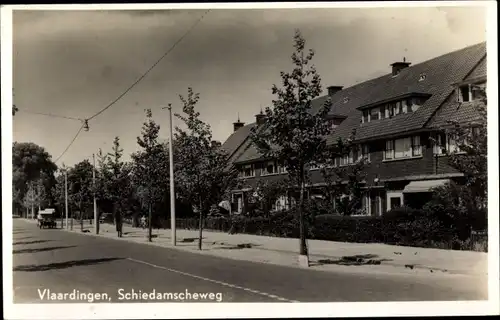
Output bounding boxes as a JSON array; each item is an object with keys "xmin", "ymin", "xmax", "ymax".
[
  {"xmin": 454, "ymin": 77, "xmax": 486, "ymax": 103},
  {"xmin": 359, "ymin": 93, "xmax": 431, "ymax": 123},
  {"xmin": 419, "ymin": 73, "xmax": 427, "ymax": 82},
  {"xmin": 370, "ymin": 108, "xmax": 380, "ymax": 121},
  {"xmin": 458, "ymin": 82, "xmax": 486, "ymax": 102},
  {"xmin": 343, "ymin": 97, "xmax": 350, "ymax": 104}
]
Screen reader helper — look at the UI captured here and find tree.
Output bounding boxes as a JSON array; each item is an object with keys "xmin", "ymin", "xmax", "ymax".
[
  {"xmin": 318, "ymin": 141, "xmax": 368, "ymax": 215},
  {"xmin": 250, "ymin": 30, "xmax": 333, "ymax": 260},
  {"xmin": 424, "ymin": 84, "xmax": 488, "ymax": 236},
  {"xmin": 52, "ymin": 169, "xmax": 66, "ymax": 218},
  {"xmin": 174, "ymin": 88, "xmax": 239, "ymax": 250},
  {"xmin": 445, "ymin": 84, "xmax": 487, "ymax": 210},
  {"xmin": 105, "ymin": 137, "xmax": 135, "ymax": 227},
  {"xmin": 250, "ymin": 178, "xmax": 290, "ymax": 217},
  {"xmin": 131, "ymin": 109, "xmax": 169, "ymax": 241},
  {"xmin": 12, "ymin": 142, "xmax": 57, "ymax": 214},
  {"xmin": 22, "ymin": 181, "xmax": 44, "ymax": 218},
  {"xmin": 67, "ymin": 160, "xmax": 94, "ymax": 230}
]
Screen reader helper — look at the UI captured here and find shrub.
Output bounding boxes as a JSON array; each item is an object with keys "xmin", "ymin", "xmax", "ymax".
[
  {"xmin": 383, "ymin": 206, "xmax": 427, "ymax": 221},
  {"xmin": 145, "ymin": 201, "xmax": 486, "ymax": 251}
]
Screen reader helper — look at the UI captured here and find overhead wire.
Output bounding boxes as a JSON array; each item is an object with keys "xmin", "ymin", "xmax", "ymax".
[
  {"xmin": 54, "ymin": 124, "xmax": 86, "ymax": 163},
  {"xmin": 51, "ymin": 9, "xmax": 211, "ymax": 164},
  {"xmin": 17, "ymin": 109, "xmax": 83, "ymax": 122},
  {"xmin": 86, "ymin": 9, "xmax": 211, "ymax": 121}
]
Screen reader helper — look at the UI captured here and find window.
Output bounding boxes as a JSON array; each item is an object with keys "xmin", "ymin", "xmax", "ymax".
[
  {"xmin": 380, "ymin": 106, "xmax": 386, "ymax": 119},
  {"xmin": 385, "ymin": 140, "xmax": 394, "ymax": 160},
  {"xmin": 241, "ymin": 164, "xmax": 255, "ymax": 178},
  {"xmin": 447, "ymin": 135, "xmax": 460, "ymax": 154},
  {"xmin": 362, "ymin": 110, "xmax": 369, "ymax": 123},
  {"xmin": 394, "ymin": 137, "xmax": 411, "ymax": 158},
  {"xmin": 329, "ymin": 119, "xmax": 338, "ymax": 129},
  {"xmin": 433, "ymin": 133, "xmax": 447, "ymax": 155},
  {"xmin": 411, "ymin": 135, "xmax": 421, "ymax": 156},
  {"xmin": 339, "ymin": 151, "xmax": 354, "ymax": 166},
  {"xmin": 370, "ymin": 108, "xmax": 380, "ymax": 121},
  {"xmin": 390, "ymin": 197, "xmax": 402, "ymax": 210},
  {"xmin": 471, "ymin": 82, "xmax": 486, "ymax": 101},
  {"xmin": 402, "ymin": 100, "xmax": 408, "ymax": 113},
  {"xmin": 358, "ymin": 144, "xmax": 370, "ymax": 162},
  {"xmin": 385, "ymin": 105, "xmax": 390, "ymax": 118},
  {"xmin": 385, "ymin": 135, "xmax": 421, "ymax": 160},
  {"xmin": 459, "ymin": 85, "xmax": 471, "ymax": 102},
  {"xmin": 278, "ymin": 165, "xmax": 287, "ymax": 173},
  {"xmin": 393, "ymin": 102, "xmax": 401, "ymax": 116},
  {"xmin": 261, "ymin": 161, "xmax": 277, "ymax": 176}
]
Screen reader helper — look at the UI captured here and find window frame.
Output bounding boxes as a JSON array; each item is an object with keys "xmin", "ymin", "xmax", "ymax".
[
  {"xmin": 369, "ymin": 107, "xmax": 380, "ymax": 121},
  {"xmin": 261, "ymin": 161, "xmax": 278, "ymax": 176},
  {"xmin": 384, "ymin": 135, "xmax": 422, "ymax": 160},
  {"xmin": 241, "ymin": 164, "xmax": 255, "ymax": 178},
  {"xmin": 411, "ymin": 135, "xmax": 422, "ymax": 156}
]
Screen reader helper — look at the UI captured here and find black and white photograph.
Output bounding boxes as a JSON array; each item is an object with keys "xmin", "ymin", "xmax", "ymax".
[{"xmin": 2, "ymin": 1, "xmax": 498, "ymax": 319}]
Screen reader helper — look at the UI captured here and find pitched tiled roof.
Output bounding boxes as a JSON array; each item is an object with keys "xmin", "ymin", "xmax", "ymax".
[
  {"xmin": 230, "ymin": 42, "xmax": 486, "ymax": 165},
  {"xmin": 466, "ymin": 56, "xmax": 487, "ymax": 80},
  {"xmin": 329, "ymin": 42, "xmax": 486, "ymax": 142},
  {"xmin": 221, "ymin": 123, "xmax": 256, "ymax": 158},
  {"xmin": 426, "ymin": 56, "xmax": 487, "ymax": 128}
]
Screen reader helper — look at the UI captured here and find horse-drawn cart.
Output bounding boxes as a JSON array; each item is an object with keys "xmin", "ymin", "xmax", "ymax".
[{"xmin": 37, "ymin": 209, "xmax": 57, "ymax": 229}]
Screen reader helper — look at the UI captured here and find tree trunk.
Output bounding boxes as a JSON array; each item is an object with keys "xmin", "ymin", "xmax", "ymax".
[
  {"xmin": 198, "ymin": 197, "xmax": 203, "ymax": 250},
  {"xmin": 298, "ymin": 170, "xmax": 308, "ymax": 257},
  {"xmin": 80, "ymin": 202, "xmax": 83, "ymax": 231},
  {"xmin": 148, "ymin": 203, "xmax": 153, "ymax": 242},
  {"xmin": 96, "ymin": 205, "xmax": 100, "ymax": 235}
]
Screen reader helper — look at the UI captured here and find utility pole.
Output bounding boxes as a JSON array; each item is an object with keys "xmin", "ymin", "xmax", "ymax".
[
  {"xmin": 93, "ymin": 153, "xmax": 99, "ymax": 234},
  {"xmin": 65, "ymin": 169, "xmax": 69, "ymax": 229},
  {"xmin": 164, "ymin": 103, "xmax": 176, "ymax": 246},
  {"xmin": 30, "ymin": 183, "xmax": 34, "ymax": 219}
]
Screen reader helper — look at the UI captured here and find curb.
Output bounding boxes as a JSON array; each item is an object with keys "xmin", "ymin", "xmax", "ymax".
[{"xmin": 19, "ymin": 219, "xmax": 485, "ymax": 277}]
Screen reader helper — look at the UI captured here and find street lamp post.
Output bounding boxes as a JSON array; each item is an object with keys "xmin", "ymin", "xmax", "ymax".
[
  {"xmin": 93, "ymin": 153, "xmax": 99, "ymax": 234},
  {"xmin": 164, "ymin": 104, "xmax": 176, "ymax": 246},
  {"xmin": 64, "ymin": 166, "xmax": 69, "ymax": 229}
]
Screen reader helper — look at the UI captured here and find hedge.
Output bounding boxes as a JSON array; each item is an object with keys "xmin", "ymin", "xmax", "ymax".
[{"xmin": 152, "ymin": 203, "xmax": 487, "ymax": 251}]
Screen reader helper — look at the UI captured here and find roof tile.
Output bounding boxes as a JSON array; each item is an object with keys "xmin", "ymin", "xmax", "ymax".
[{"xmin": 231, "ymin": 42, "xmax": 486, "ymax": 164}]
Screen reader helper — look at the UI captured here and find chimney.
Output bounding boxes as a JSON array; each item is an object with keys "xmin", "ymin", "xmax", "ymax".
[
  {"xmin": 327, "ymin": 86, "xmax": 343, "ymax": 96},
  {"xmin": 233, "ymin": 114, "xmax": 245, "ymax": 132},
  {"xmin": 255, "ymin": 111, "xmax": 266, "ymax": 126},
  {"xmin": 391, "ymin": 57, "xmax": 411, "ymax": 76}
]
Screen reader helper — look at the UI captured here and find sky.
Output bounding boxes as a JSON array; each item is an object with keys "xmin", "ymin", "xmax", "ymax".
[{"xmin": 12, "ymin": 4, "xmax": 487, "ymax": 167}]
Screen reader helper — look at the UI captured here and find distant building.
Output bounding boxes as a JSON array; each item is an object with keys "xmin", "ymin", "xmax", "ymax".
[{"xmin": 221, "ymin": 42, "xmax": 487, "ymax": 216}]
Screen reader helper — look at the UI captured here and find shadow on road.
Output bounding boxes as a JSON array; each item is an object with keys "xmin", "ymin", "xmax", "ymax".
[
  {"xmin": 13, "ymin": 240, "xmax": 54, "ymax": 246},
  {"xmin": 311, "ymin": 254, "xmax": 393, "ymax": 266},
  {"xmin": 13, "ymin": 236, "xmax": 34, "ymax": 241},
  {"xmin": 180, "ymin": 237, "xmax": 205, "ymax": 243},
  {"xmin": 217, "ymin": 243, "xmax": 261, "ymax": 250},
  {"xmin": 13, "ymin": 231, "xmax": 29, "ymax": 235},
  {"xmin": 13, "ymin": 246, "xmax": 77, "ymax": 254},
  {"xmin": 13, "ymin": 257, "xmax": 124, "ymax": 272}
]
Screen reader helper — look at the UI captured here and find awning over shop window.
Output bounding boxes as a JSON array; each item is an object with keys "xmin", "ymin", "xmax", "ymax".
[{"xmin": 403, "ymin": 179, "xmax": 450, "ymax": 193}]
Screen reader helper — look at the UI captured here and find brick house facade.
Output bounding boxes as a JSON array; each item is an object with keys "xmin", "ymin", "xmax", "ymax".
[{"xmin": 221, "ymin": 42, "xmax": 487, "ymax": 216}]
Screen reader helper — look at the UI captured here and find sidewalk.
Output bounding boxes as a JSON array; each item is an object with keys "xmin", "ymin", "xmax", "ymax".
[{"xmin": 23, "ymin": 218, "xmax": 488, "ymax": 277}]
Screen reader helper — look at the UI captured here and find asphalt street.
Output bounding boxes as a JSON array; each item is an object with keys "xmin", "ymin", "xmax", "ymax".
[{"xmin": 12, "ymin": 218, "xmax": 488, "ymax": 303}]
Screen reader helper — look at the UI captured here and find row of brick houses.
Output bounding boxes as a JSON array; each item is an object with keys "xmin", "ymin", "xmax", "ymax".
[{"xmin": 221, "ymin": 42, "xmax": 487, "ymax": 216}]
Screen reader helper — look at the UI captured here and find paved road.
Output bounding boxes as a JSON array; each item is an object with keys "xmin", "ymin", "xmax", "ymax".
[{"xmin": 12, "ymin": 219, "xmax": 487, "ymax": 303}]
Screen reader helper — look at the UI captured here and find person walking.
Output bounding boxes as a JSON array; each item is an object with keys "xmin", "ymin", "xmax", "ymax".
[{"xmin": 115, "ymin": 211, "xmax": 123, "ymax": 238}]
